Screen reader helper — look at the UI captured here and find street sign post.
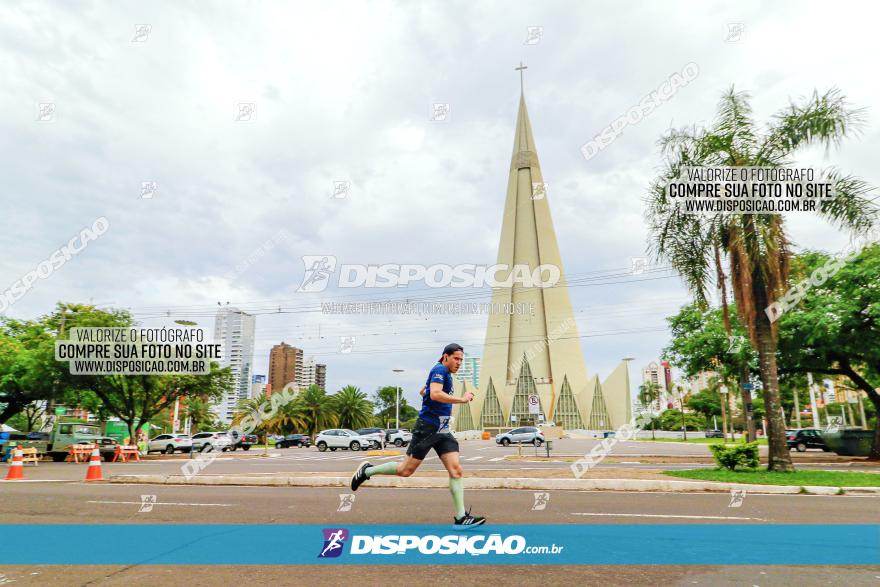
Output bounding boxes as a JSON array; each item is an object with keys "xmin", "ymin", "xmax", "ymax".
[{"xmin": 528, "ymin": 394, "xmax": 540, "ymax": 415}]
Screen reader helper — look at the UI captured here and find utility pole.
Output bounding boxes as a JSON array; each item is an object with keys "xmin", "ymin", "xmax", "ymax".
[
  {"xmin": 793, "ymin": 384, "xmax": 802, "ymax": 428},
  {"xmin": 392, "ymin": 369, "xmax": 404, "ymax": 429},
  {"xmin": 719, "ymin": 383, "xmax": 731, "ymax": 442},
  {"xmin": 677, "ymin": 384, "xmax": 687, "ymax": 441},
  {"xmin": 806, "ymin": 373, "xmax": 820, "ymax": 428}
]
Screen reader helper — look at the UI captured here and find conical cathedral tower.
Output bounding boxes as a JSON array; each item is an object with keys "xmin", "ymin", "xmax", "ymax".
[{"xmin": 469, "ymin": 82, "xmax": 631, "ymax": 431}]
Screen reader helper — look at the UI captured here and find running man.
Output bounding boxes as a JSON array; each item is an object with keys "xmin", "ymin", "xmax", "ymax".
[{"xmin": 350, "ymin": 343, "xmax": 486, "ymax": 526}]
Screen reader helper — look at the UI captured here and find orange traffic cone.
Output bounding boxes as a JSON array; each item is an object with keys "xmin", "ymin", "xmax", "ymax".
[
  {"xmin": 5, "ymin": 445, "xmax": 25, "ymax": 480},
  {"xmin": 85, "ymin": 447, "xmax": 103, "ymax": 481}
]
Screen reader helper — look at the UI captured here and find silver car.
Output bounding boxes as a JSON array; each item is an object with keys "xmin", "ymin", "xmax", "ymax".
[{"xmin": 496, "ymin": 426, "xmax": 545, "ymax": 446}]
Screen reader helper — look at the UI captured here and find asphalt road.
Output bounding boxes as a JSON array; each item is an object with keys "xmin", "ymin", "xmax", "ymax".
[
  {"xmin": 4, "ymin": 438, "xmax": 869, "ymax": 482},
  {"xmin": 1, "ymin": 482, "xmax": 878, "ymax": 586}
]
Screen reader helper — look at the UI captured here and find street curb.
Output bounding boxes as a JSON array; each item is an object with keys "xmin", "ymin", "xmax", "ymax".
[{"xmin": 108, "ymin": 474, "xmax": 880, "ymax": 495}]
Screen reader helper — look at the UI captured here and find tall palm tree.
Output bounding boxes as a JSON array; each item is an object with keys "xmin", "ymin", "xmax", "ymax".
[
  {"xmin": 184, "ymin": 396, "xmax": 216, "ymax": 433},
  {"xmin": 637, "ymin": 382, "xmax": 662, "ymax": 440},
  {"xmin": 270, "ymin": 399, "xmax": 308, "ymax": 435},
  {"xmin": 647, "ymin": 87, "xmax": 877, "ymax": 471},
  {"xmin": 232, "ymin": 393, "xmax": 269, "ymax": 434},
  {"xmin": 332, "ymin": 385, "xmax": 374, "ymax": 430},
  {"xmin": 296, "ymin": 384, "xmax": 338, "ymax": 439}
]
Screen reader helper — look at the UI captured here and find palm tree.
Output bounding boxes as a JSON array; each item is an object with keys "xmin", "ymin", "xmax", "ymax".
[
  {"xmin": 232, "ymin": 393, "xmax": 269, "ymax": 434},
  {"xmin": 647, "ymin": 87, "xmax": 878, "ymax": 471},
  {"xmin": 296, "ymin": 384, "xmax": 338, "ymax": 439},
  {"xmin": 184, "ymin": 396, "xmax": 216, "ymax": 433},
  {"xmin": 270, "ymin": 399, "xmax": 308, "ymax": 435},
  {"xmin": 637, "ymin": 382, "xmax": 662, "ymax": 440},
  {"xmin": 332, "ymin": 385, "xmax": 374, "ymax": 430}
]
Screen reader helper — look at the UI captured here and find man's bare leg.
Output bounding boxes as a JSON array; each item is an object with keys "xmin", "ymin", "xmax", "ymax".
[
  {"xmin": 351, "ymin": 455, "xmax": 422, "ymax": 490},
  {"xmin": 439, "ymin": 451, "xmax": 466, "ymax": 518}
]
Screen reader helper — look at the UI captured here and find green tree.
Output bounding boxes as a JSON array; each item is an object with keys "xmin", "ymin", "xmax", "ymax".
[
  {"xmin": 184, "ymin": 396, "xmax": 217, "ymax": 433},
  {"xmin": 647, "ymin": 87, "xmax": 878, "ymax": 470},
  {"xmin": 637, "ymin": 381, "xmax": 662, "ymax": 439},
  {"xmin": 372, "ymin": 385, "xmax": 411, "ymax": 427},
  {"xmin": 332, "ymin": 385, "xmax": 374, "ymax": 430},
  {"xmin": 657, "ymin": 409, "xmax": 706, "ymax": 431},
  {"xmin": 777, "ymin": 245, "xmax": 880, "ymax": 457},
  {"xmin": 297, "ymin": 384, "xmax": 338, "ymax": 438},
  {"xmin": 687, "ymin": 388, "xmax": 722, "ymax": 427}
]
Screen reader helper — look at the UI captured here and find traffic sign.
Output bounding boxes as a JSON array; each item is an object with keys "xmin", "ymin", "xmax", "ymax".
[{"xmin": 527, "ymin": 394, "xmax": 540, "ymax": 415}]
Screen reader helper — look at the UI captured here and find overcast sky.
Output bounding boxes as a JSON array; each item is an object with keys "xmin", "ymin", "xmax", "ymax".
[{"xmin": 2, "ymin": 0, "xmax": 878, "ymax": 407}]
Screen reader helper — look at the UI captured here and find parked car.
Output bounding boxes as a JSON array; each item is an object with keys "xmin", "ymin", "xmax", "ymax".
[
  {"xmin": 355, "ymin": 427, "xmax": 386, "ymax": 449},
  {"xmin": 147, "ymin": 433, "xmax": 192, "ymax": 454},
  {"xmin": 191, "ymin": 431, "xmax": 234, "ymax": 452},
  {"xmin": 705, "ymin": 429, "xmax": 724, "ymax": 438},
  {"xmin": 495, "ymin": 426, "xmax": 545, "ymax": 446},
  {"xmin": 94, "ymin": 436, "xmax": 120, "ymax": 460},
  {"xmin": 315, "ymin": 429, "xmax": 373, "ymax": 452},
  {"xmin": 233, "ymin": 433, "xmax": 258, "ymax": 451},
  {"xmin": 385, "ymin": 428, "xmax": 412, "ymax": 447},
  {"xmin": 276, "ymin": 434, "xmax": 312, "ymax": 448},
  {"xmin": 786, "ymin": 428, "xmax": 829, "ymax": 452}
]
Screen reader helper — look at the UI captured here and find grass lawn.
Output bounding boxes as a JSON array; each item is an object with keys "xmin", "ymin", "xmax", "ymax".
[
  {"xmin": 664, "ymin": 468, "xmax": 880, "ymax": 487},
  {"xmin": 640, "ymin": 437, "xmax": 768, "ymax": 445}
]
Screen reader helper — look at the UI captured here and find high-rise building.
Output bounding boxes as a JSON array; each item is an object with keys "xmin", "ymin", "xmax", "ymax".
[
  {"xmin": 455, "ymin": 353, "xmax": 480, "ymax": 389},
  {"xmin": 300, "ymin": 357, "xmax": 316, "ymax": 388},
  {"xmin": 213, "ymin": 306, "xmax": 256, "ymax": 423},
  {"xmin": 687, "ymin": 371, "xmax": 717, "ymax": 394},
  {"xmin": 251, "ymin": 374, "xmax": 267, "ymax": 399},
  {"xmin": 268, "ymin": 342, "xmax": 303, "ymax": 393},
  {"xmin": 458, "ymin": 85, "xmax": 632, "ymax": 432},
  {"xmin": 315, "ymin": 363, "xmax": 327, "ymax": 391},
  {"xmin": 640, "ymin": 361, "xmax": 673, "ymax": 410},
  {"xmin": 298, "ymin": 357, "xmax": 327, "ymax": 390}
]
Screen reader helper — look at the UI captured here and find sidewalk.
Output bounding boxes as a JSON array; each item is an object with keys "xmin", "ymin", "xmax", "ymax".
[{"xmin": 108, "ymin": 471, "xmax": 880, "ymax": 496}]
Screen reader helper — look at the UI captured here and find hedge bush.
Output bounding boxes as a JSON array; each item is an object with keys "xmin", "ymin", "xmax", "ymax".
[{"xmin": 709, "ymin": 442, "xmax": 760, "ymax": 471}]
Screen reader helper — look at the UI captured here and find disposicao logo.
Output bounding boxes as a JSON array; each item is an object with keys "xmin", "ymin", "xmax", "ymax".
[{"xmin": 318, "ymin": 528, "xmax": 349, "ymax": 558}]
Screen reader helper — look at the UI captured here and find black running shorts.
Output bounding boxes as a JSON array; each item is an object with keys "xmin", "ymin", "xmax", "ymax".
[{"xmin": 406, "ymin": 418, "xmax": 459, "ymax": 460}]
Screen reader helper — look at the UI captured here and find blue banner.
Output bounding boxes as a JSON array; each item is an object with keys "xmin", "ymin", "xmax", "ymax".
[{"xmin": 0, "ymin": 525, "xmax": 876, "ymax": 565}]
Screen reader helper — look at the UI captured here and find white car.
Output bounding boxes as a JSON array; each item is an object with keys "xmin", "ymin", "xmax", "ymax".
[
  {"xmin": 385, "ymin": 428, "xmax": 412, "ymax": 447},
  {"xmin": 147, "ymin": 433, "xmax": 193, "ymax": 454},
  {"xmin": 315, "ymin": 429, "xmax": 373, "ymax": 452},
  {"xmin": 191, "ymin": 431, "xmax": 235, "ymax": 452}
]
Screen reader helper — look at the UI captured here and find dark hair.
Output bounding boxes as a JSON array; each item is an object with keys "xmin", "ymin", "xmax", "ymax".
[{"xmin": 440, "ymin": 343, "xmax": 464, "ymax": 361}]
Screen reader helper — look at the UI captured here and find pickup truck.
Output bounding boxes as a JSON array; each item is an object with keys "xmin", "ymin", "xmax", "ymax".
[
  {"xmin": 46, "ymin": 422, "xmax": 119, "ymax": 462},
  {"xmin": 3, "ymin": 423, "xmax": 122, "ymax": 462}
]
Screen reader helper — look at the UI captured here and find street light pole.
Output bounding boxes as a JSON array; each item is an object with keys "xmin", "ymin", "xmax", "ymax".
[{"xmin": 392, "ymin": 369, "xmax": 404, "ymax": 429}]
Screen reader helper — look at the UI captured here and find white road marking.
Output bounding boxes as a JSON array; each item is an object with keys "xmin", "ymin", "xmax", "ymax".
[
  {"xmin": 572, "ymin": 512, "xmax": 766, "ymax": 521},
  {"xmin": 465, "ymin": 456, "xmax": 483, "ymax": 461},
  {"xmin": 87, "ymin": 500, "xmax": 234, "ymax": 507},
  {"xmin": 489, "ymin": 457, "xmax": 506, "ymax": 462}
]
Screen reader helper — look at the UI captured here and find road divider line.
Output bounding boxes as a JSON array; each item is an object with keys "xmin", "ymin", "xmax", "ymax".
[
  {"xmin": 87, "ymin": 500, "xmax": 234, "ymax": 507},
  {"xmin": 572, "ymin": 512, "xmax": 766, "ymax": 521}
]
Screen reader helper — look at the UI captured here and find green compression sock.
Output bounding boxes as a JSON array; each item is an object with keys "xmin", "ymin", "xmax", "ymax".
[
  {"xmin": 449, "ymin": 476, "xmax": 466, "ymax": 518},
  {"xmin": 365, "ymin": 462, "xmax": 399, "ymax": 477}
]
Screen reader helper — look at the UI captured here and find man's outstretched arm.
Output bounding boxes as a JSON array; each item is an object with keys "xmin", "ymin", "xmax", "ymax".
[{"xmin": 429, "ymin": 382, "xmax": 473, "ymax": 403}]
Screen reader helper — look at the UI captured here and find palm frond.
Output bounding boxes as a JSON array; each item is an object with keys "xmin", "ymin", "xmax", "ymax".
[{"xmin": 756, "ymin": 88, "xmax": 866, "ymax": 165}]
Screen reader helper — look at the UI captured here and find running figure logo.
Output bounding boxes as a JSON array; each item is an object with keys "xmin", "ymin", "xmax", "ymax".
[
  {"xmin": 531, "ymin": 492, "xmax": 550, "ymax": 511},
  {"xmin": 318, "ymin": 528, "xmax": 349, "ymax": 558},
  {"xmin": 728, "ymin": 489, "xmax": 746, "ymax": 508},
  {"xmin": 337, "ymin": 493, "xmax": 356, "ymax": 512},
  {"xmin": 298, "ymin": 255, "xmax": 337, "ymax": 292}
]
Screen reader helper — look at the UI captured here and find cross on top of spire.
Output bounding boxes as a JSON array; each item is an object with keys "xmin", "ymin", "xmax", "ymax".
[{"xmin": 515, "ymin": 61, "xmax": 528, "ymax": 93}]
